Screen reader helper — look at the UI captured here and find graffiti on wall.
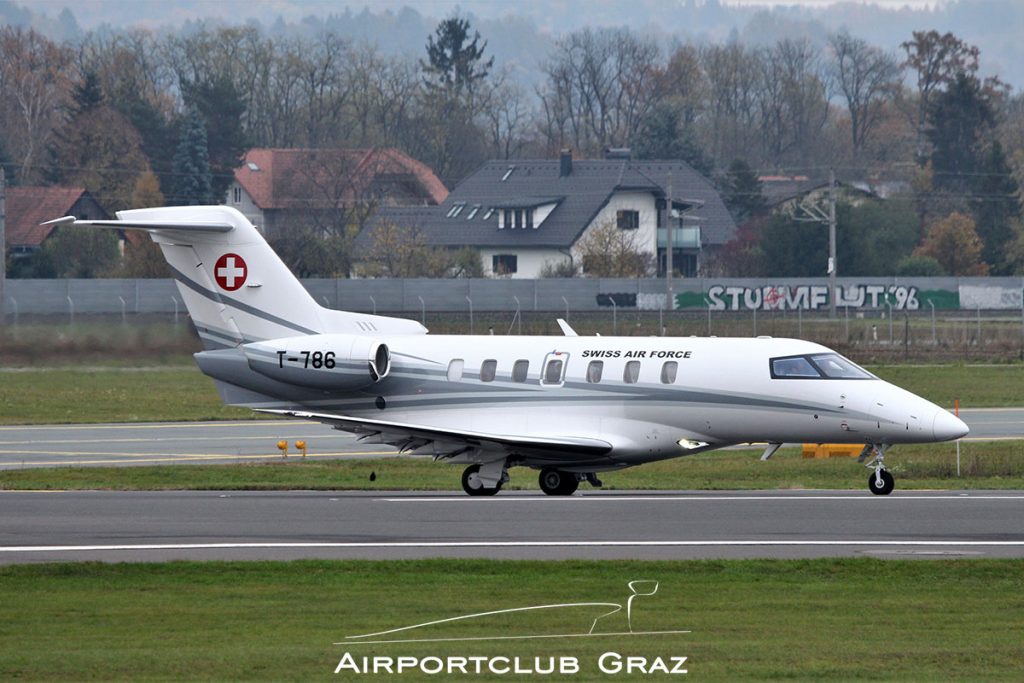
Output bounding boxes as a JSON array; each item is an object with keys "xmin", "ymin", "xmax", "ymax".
[{"xmin": 673, "ymin": 285, "xmax": 962, "ymax": 311}]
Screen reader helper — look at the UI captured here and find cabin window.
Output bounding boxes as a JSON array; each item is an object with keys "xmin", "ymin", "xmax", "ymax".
[
  {"xmin": 586, "ymin": 360, "xmax": 604, "ymax": 383},
  {"xmin": 660, "ymin": 361, "xmax": 678, "ymax": 384},
  {"xmin": 480, "ymin": 359, "xmax": 497, "ymax": 382},
  {"xmin": 623, "ymin": 360, "xmax": 641, "ymax": 384},
  {"xmin": 543, "ymin": 359, "xmax": 564, "ymax": 384},
  {"xmin": 447, "ymin": 359, "xmax": 464, "ymax": 382},
  {"xmin": 512, "ymin": 359, "xmax": 529, "ymax": 382}
]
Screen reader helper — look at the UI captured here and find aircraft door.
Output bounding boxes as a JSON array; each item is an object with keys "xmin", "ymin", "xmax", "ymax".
[{"xmin": 540, "ymin": 351, "xmax": 569, "ymax": 387}]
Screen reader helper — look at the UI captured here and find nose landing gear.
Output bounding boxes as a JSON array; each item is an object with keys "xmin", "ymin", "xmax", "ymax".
[{"xmin": 864, "ymin": 444, "xmax": 894, "ymax": 495}]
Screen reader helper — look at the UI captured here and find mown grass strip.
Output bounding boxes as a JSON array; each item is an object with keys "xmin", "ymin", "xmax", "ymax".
[
  {"xmin": 3, "ymin": 440, "xmax": 1022, "ymax": 491},
  {"xmin": 1, "ymin": 558, "xmax": 1022, "ymax": 681}
]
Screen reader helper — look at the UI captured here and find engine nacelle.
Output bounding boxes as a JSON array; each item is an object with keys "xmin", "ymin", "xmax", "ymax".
[{"xmin": 242, "ymin": 333, "xmax": 391, "ymax": 391}]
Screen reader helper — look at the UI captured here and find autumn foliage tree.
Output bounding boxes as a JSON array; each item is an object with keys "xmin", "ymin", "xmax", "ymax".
[{"xmin": 915, "ymin": 211, "xmax": 989, "ymax": 275}]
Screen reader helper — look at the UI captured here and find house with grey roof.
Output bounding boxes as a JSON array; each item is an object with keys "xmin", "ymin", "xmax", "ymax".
[{"xmin": 361, "ymin": 150, "xmax": 736, "ymax": 278}]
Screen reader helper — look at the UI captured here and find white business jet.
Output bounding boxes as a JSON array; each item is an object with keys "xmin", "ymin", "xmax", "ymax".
[{"xmin": 46, "ymin": 206, "xmax": 968, "ymax": 496}]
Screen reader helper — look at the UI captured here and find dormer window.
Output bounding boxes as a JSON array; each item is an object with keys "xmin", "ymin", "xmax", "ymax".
[{"xmin": 447, "ymin": 202, "xmax": 466, "ymax": 218}]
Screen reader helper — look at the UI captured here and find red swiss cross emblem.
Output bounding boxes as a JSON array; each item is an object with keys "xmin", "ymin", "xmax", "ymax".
[{"xmin": 214, "ymin": 253, "xmax": 247, "ymax": 291}]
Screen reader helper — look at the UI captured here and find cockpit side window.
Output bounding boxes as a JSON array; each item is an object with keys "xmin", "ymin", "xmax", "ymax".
[
  {"xmin": 770, "ymin": 353, "xmax": 874, "ymax": 380},
  {"xmin": 809, "ymin": 353, "xmax": 875, "ymax": 379}
]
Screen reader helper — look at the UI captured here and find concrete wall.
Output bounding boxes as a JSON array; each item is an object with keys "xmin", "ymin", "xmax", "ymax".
[{"xmin": 4, "ymin": 277, "xmax": 1023, "ymax": 316}]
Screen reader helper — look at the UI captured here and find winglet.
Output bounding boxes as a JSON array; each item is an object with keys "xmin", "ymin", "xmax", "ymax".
[
  {"xmin": 556, "ymin": 318, "xmax": 578, "ymax": 337},
  {"xmin": 40, "ymin": 215, "xmax": 77, "ymax": 227}
]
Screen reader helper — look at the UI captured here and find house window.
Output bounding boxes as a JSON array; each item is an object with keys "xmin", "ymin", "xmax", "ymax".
[
  {"xmin": 512, "ymin": 360, "xmax": 529, "ymax": 382},
  {"xmin": 501, "ymin": 166, "xmax": 515, "ymax": 181},
  {"xmin": 233, "ymin": 187, "xmax": 242, "ymax": 204},
  {"xmin": 502, "ymin": 209, "xmax": 512, "ymax": 228},
  {"xmin": 480, "ymin": 359, "xmax": 497, "ymax": 382},
  {"xmin": 483, "ymin": 208, "xmax": 494, "ymax": 220},
  {"xmin": 617, "ymin": 209, "xmax": 640, "ymax": 230},
  {"xmin": 466, "ymin": 204, "xmax": 481, "ymax": 220},
  {"xmin": 623, "ymin": 360, "xmax": 641, "ymax": 384},
  {"xmin": 586, "ymin": 360, "xmax": 604, "ymax": 383},
  {"xmin": 514, "ymin": 209, "xmax": 523, "ymax": 228},
  {"xmin": 492, "ymin": 254, "xmax": 517, "ymax": 275},
  {"xmin": 447, "ymin": 202, "xmax": 466, "ymax": 218},
  {"xmin": 526, "ymin": 208, "xmax": 534, "ymax": 229}
]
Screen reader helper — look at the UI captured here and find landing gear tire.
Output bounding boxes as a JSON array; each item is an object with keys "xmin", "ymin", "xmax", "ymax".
[
  {"xmin": 538, "ymin": 468, "xmax": 578, "ymax": 496},
  {"xmin": 868, "ymin": 469, "xmax": 895, "ymax": 496},
  {"xmin": 462, "ymin": 464, "xmax": 500, "ymax": 497}
]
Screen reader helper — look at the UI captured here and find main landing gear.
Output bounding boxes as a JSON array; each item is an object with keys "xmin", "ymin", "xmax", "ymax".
[
  {"xmin": 864, "ymin": 444, "xmax": 895, "ymax": 496},
  {"xmin": 538, "ymin": 468, "xmax": 578, "ymax": 496}
]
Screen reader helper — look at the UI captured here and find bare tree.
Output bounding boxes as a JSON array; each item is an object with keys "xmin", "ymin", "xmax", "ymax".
[
  {"xmin": 699, "ymin": 43, "xmax": 760, "ymax": 166},
  {"xmin": 539, "ymin": 27, "xmax": 660, "ymax": 155},
  {"xmin": 574, "ymin": 220, "xmax": 654, "ymax": 277},
  {"xmin": 829, "ymin": 30, "xmax": 902, "ymax": 157},
  {"xmin": 0, "ymin": 27, "xmax": 74, "ymax": 183}
]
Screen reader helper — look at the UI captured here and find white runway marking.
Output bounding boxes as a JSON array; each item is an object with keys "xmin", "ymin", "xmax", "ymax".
[
  {"xmin": 337, "ymin": 630, "xmax": 692, "ymax": 646},
  {"xmin": 3, "ymin": 540, "xmax": 1024, "ymax": 554},
  {"xmin": 382, "ymin": 494, "xmax": 1024, "ymax": 502}
]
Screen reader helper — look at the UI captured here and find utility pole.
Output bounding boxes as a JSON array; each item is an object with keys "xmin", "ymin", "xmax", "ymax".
[
  {"xmin": 0, "ymin": 171, "xmax": 6, "ymax": 325},
  {"xmin": 795, "ymin": 168, "xmax": 838, "ymax": 318},
  {"xmin": 828, "ymin": 167, "xmax": 837, "ymax": 319},
  {"xmin": 665, "ymin": 171, "xmax": 673, "ymax": 309}
]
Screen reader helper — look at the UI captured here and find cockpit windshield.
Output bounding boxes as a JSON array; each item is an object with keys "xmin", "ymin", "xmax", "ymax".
[{"xmin": 770, "ymin": 353, "xmax": 875, "ymax": 380}]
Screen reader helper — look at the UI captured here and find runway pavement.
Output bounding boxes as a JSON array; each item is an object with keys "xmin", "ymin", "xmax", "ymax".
[
  {"xmin": 0, "ymin": 408, "xmax": 1020, "ymax": 470},
  {"xmin": 1, "ymin": 489, "xmax": 1023, "ymax": 563}
]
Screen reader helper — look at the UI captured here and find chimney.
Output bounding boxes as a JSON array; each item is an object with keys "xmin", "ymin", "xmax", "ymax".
[
  {"xmin": 604, "ymin": 147, "xmax": 631, "ymax": 160},
  {"xmin": 559, "ymin": 149, "xmax": 573, "ymax": 177}
]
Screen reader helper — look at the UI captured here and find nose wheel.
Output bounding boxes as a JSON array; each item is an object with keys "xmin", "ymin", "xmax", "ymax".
[
  {"xmin": 864, "ymin": 444, "xmax": 895, "ymax": 495},
  {"xmin": 461, "ymin": 464, "xmax": 502, "ymax": 496}
]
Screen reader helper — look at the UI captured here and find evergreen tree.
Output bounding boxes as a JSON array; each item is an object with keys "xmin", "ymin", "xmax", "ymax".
[
  {"xmin": 171, "ymin": 107, "xmax": 213, "ymax": 206},
  {"xmin": 72, "ymin": 70, "xmax": 103, "ymax": 114},
  {"xmin": 926, "ymin": 72, "xmax": 997, "ymax": 196},
  {"xmin": 181, "ymin": 75, "xmax": 248, "ymax": 201},
  {"xmin": 971, "ymin": 140, "xmax": 1021, "ymax": 273},
  {"xmin": 720, "ymin": 159, "xmax": 766, "ymax": 222},
  {"xmin": 422, "ymin": 16, "xmax": 494, "ymax": 97},
  {"xmin": 633, "ymin": 102, "xmax": 714, "ymax": 175}
]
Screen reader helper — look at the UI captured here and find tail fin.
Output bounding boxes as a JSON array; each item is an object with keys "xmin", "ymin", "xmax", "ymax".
[{"xmin": 46, "ymin": 205, "xmax": 425, "ymax": 348}]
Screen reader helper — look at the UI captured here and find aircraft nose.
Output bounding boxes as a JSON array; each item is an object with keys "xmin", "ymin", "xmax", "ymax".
[{"xmin": 933, "ymin": 410, "xmax": 969, "ymax": 441}]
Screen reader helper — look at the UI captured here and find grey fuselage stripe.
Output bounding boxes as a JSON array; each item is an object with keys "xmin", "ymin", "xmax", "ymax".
[{"xmin": 169, "ymin": 264, "xmax": 319, "ymax": 336}]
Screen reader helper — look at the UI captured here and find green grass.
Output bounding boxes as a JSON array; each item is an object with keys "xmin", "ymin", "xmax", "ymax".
[
  {"xmin": 3, "ymin": 440, "xmax": 1022, "ymax": 491},
  {"xmin": 871, "ymin": 364, "xmax": 1024, "ymax": 408},
  {"xmin": 0, "ymin": 362, "xmax": 1019, "ymax": 426},
  {"xmin": 1, "ymin": 559, "xmax": 1022, "ymax": 681},
  {"xmin": 0, "ymin": 367, "xmax": 252, "ymax": 424}
]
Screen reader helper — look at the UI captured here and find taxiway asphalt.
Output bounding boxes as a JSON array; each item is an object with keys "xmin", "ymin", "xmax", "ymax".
[
  {"xmin": 1, "ymin": 489, "xmax": 1022, "ymax": 563},
  {"xmin": 0, "ymin": 408, "xmax": 1020, "ymax": 469}
]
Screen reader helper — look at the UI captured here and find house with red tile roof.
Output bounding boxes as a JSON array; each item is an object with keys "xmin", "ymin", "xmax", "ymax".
[
  {"xmin": 4, "ymin": 186, "xmax": 111, "ymax": 258},
  {"xmin": 226, "ymin": 148, "xmax": 448, "ymax": 239}
]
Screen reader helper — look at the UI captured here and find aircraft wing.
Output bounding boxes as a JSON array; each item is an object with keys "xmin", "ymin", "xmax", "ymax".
[{"xmin": 257, "ymin": 409, "xmax": 613, "ymax": 461}]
